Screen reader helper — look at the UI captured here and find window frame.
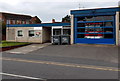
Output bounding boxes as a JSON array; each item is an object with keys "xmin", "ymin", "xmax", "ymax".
[
  {"xmin": 17, "ymin": 30, "xmax": 23, "ymax": 37},
  {"xmin": 76, "ymin": 15, "xmax": 114, "ymax": 39},
  {"xmin": 53, "ymin": 29, "xmax": 61, "ymax": 35},
  {"xmin": 28, "ymin": 30, "xmax": 35, "ymax": 37}
]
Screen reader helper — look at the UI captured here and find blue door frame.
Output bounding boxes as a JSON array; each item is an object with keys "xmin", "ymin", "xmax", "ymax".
[{"xmin": 74, "ymin": 14, "xmax": 116, "ymax": 45}]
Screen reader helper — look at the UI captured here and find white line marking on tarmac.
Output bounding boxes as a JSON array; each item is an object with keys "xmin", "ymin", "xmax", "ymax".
[{"xmin": 0, "ymin": 72, "xmax": 45, "ymax": 80}]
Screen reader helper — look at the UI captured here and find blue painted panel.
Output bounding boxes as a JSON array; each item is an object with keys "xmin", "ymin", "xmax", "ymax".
[
  {"xmin": 75, "ymin": 38, "xmax": 115, "ymax": 44},
  {"xmin": 113, "ymin": 15, "xmax": 116, "ymax": 44},
  {"xmin": 77, "ymin": 27, "xmax": 113, "ymax": 28},
  {"xmin": 71, "ymin": 7, "xmax": 120, "ymax": 15},
  {"xmin": 77, "ymin": 20, "xmax": 113, "ymax": 23},
  {"xmin": 7, "ymin": 23, "xmax": 71, "ymax": 27},
  {"xmin": 74, "ymin": 17, "xmax": 77, "ymax": 44},
  {"xmin": 74, "ymin": 12, "xmax": 115, "ymax": 17},
  {"xmin": 76, "ymin": 32, "xmax": 113, "ymax": 34}
]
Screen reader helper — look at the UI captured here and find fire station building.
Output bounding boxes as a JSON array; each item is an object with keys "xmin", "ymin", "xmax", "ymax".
[
  {"xmin": 6, "ymin": 7, "xmax": 120, "ymax": 45},
  {"xmin": 70, "ymin": 7, "xmax": 120, "ymax": 45},
  {"xmin": 6, "ymin": 23, "xmax": 70, "ymax": 44}
]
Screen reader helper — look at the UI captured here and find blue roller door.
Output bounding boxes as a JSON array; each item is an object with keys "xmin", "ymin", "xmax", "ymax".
[{"xmin": 74, "ymin": 14, "xmax": 116, "ymax": 44}]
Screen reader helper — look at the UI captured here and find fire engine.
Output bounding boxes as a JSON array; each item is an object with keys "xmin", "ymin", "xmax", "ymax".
[{"xmin": 85, "ymin": 22, "xmax": 103, "ymax": 39}]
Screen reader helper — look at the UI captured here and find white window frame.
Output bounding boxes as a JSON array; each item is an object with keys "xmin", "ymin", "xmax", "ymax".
[
  {"xmin": 17, "ymin": 30, "xmax": 24, "ymax": 37},
  {"xmin": 26, "ymin": 20, "xmax": 30, "ymax": 24},
  {"xmin": 12, "ymin": 20, "xmax": 16, "ymax": 24},
  {"xmin": 28, "ymin": 30, "xmax": 35, "ymax": 37},
  {"xmin": 7, "ymin": 20, "xmax": 10, "ymax": 24}
]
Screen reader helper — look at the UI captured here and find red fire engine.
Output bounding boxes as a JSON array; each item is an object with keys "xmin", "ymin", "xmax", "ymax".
[{"xmin": 85, "ymin": 22, "xmax": 103, "ymax": 39}]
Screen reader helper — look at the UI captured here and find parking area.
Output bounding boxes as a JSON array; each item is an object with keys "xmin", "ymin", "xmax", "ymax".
[
  {"xmin": 2, "ymin": 44, "xmax": 119, "ymax": 79},
  {"xmin": 28, "ymin": 44, "xmax": 118, "ymax": 64}
]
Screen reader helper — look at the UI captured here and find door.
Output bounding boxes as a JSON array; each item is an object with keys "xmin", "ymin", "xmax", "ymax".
[{"xmin": 74, "ymin": 15, "xmax": 116, "ymax": 44}]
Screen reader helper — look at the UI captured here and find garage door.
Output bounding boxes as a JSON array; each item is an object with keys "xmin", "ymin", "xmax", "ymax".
[{"xmin": 74, "ymin": 15, "xmax": 116, "ymax": 44}]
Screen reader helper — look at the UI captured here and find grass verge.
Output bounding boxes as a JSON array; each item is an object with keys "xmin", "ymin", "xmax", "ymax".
[{"xmin": 0, "ymin": 41, "xmax": 30, "ymax": 47}]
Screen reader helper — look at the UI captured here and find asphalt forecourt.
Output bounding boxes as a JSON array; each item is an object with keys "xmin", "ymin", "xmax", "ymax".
[{"xmin": 1, "ymin": 45, "xmax": 119, "ymax": 79}]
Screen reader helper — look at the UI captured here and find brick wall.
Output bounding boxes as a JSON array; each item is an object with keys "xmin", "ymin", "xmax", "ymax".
[
  {"xmin": 6, "ymin": 27, "xmax": 43, "ymax": 43},
  {"xmin": 6, "ymin": 28, "xmax": 15, "ymax": 40}
]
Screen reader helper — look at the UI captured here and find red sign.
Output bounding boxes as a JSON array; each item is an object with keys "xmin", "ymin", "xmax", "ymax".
[{"xmin": 86, "ymin": 23, "xmax": 103, "ymax": 25}]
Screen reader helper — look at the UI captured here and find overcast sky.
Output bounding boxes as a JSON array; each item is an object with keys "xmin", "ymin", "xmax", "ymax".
[{"xmin": 0, "ymin": 0, "xmax": 120, "ymax": 22}]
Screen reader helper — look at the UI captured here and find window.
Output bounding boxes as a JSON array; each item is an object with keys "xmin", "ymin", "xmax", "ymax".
[
  {"xmin": 85, "ymin": 22, "xmax": 103, "ymax": 27},
  {"xmin": 29, "ymin": 30, "xmax": 35, "ymax": 37},
  {"xmin": 94, "ymin": 16, "xmax": 104, "ymax": 21},
  {"xmin": 86, "ymin": 16, "xmax": 94, "ymax": 21},
  {"xmin": 77, "ymin": 28, "xmax": 85, "ymax": 32},
  {"xmin": 77, "ymin": 34, "xmax": 85, "ymax": 38},
  {"xmin": 104, "ymin": 22, "xmax": 113, "ymax": 27},
  {"xmin": 7, "ymin": 20, "xmax": 10, "ymax": 24},
  {"xmin": 103, "ymin": 16, "xmax": 113, "ymax": 21},
  {"xmin": 77, "ymin": 23, "xmax": 85, "ymax": 27},
  {"xmin": 12, "ymin": 20, "xmax": 16, "ymax": 24},
  {"xmin": 17, "ymin": 30, "xmax": 23, "ymax": 37},
  {"xmin": 77, "ymin": 17, "xmax": 86, "ymax": 21},
  {"xmin": 104, "ymin": 28, "xmax": 113, "ymax": 33},
  {"xmin": 26, "ymin": 20, "xmax": 30, "ymax": 24},
  {"xmin": 17, "ymin": 20, "xmax": 20, "ymax": 24},
  {"xmin": 94, "ymin": 23, "xmax": 104, "ymax": 27},
  {"xmin": 0, "ymin": 18, "xmax": 2, "ymax": 22},
  {"xmin": 22, "ymin": 21, "xmax": 25, "ymax": 24},
  {"xmin": 63, "ymin": 29, "xmax": 70, "ymax": 35},
  {"xmin": 104, "ymin": 34, "xmax": 113, "ymax": 38},
  {"xmin": 85, "ymin": 28, "xmax": 94, "ymax": 32},
  {"xmin": 53, "ymin": 29, "xmax": 61, "ymax": 35},
  {"xmin": 95, "ymin": 28, "xmax": 103, "ymax": 32}
]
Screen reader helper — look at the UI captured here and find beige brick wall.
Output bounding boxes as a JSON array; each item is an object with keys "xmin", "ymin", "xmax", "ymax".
[
  {"xmin": 16, "ymin": 27, "xmax": 32, "ymax": 42},
  {"xmin": 6, "ymin": 27, "xmax": 42, "ymax": 43},
  {"xmin": 6, "ymin": 28, "xmax": 15, "ymax": 41}
]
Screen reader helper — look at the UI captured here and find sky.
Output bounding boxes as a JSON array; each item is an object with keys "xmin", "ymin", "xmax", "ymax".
[{"xmin": 0, "ymin": 0, "xmax": 120, "ymax": 22}]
